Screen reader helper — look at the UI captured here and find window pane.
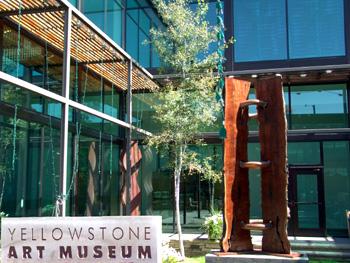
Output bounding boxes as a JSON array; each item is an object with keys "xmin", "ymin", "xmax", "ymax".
[
  {"xmin": 288, "ymin": 142, "xmax": 320, "ymax": 165},
  {"xmin": 295, "ymin": 173, "xmax": 320, "ymax": 230},
  {"xmin": 248, "ymin": 143, "xmax": 262, "ymax": 219},
  {"xmin": 233, "ymin": 0, "xmax": 287, "ymax": 62},
  {"xmin": 68, "ymin": 0, "xmax": 77, "ymax": 7},
  {"xmin": 290, "ymin": 84, "xmax": 348, "ymax": 129},
  {"xmin": 324, "ymin": 141, "xmax": 350, "ymax": 230},
  {"xmin": 106, "ymin": 1, "xmax": 123, "ymax": 46},
  {"xmin": 83, "ymin": 0, "xmax": 104, "ymax": 30},
  {"xmin": 288, "ymin": 0, "xmax": 345, "ymax": 59},
  {"xmin": 126, "ymin": 12, "xmax": 139, "ymax": 59},
  {"xmin": 139, "ymin": 30, "xmax": 151, "ymax": 67},
  {"xmin": 0, "ymin": 87, "xmax": 61, "ymax": 217},
  {"xmin": 248, "ymin": 87, "xmax": 289, "ymax": 131},
  {"xmin": 67, "ymin": 107, "xmax": 122, "ymax": 216},
  {"xmin": 139, "ymin": 10, "xmax": 151, "ymax": 35},
  {"xmin": 132, "ymin": 93, "xmax": 160, "ymax": 133}
]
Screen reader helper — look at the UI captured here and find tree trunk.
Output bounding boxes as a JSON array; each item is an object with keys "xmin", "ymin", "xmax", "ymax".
[
  {"xmin": 174, "ymin": 146, "xmax": 185, "ymax": 259},
  {"xmin": 210, "ymin": 181, "xmax": 215, "ymax": 213},
  {"xmin": 0, "ymin": 174, "xmax": 5, "ymax": 211}
]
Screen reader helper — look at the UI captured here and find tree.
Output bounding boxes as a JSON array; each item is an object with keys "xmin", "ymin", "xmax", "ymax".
[
  {"xmin": 200, "ymin": 156, "xmax": 222, "ymax": 213},
  {"xmin": 149, "ymin": 0, "xmax": 225, "ymax": 258}
]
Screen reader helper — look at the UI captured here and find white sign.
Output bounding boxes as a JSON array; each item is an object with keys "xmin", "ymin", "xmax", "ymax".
[{"xmin": 1, "ymin": 216, "xmax": 162, "ymax": 263}]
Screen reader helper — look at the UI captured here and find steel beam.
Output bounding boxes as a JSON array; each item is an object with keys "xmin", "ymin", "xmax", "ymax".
[
  {"xmin": 60, "ymin": 7, "xmax": 72, "ymax": 217},
  {"xmin": 125, "ymin": 59, "xmax": 133, "ymax": 215}
]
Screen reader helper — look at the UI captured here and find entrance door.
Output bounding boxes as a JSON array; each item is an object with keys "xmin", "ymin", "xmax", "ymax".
[{"xmin": 288, "ymin": 166, "xmax": 325, "ymax": 236}]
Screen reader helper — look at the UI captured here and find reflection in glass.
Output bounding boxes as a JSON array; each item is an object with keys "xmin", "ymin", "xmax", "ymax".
[
  {"xmin": 248, "ymin": 143, "xmax": 262, "ymax": 219},
  {"xmin": 288, "ymin": 0, "xmax": 345, "ymax": 59},
  {"xmin": 82, "ymin": 0, "xmax": 123, "ymax": 46},
  {"xmin": 290, "ymin": 84, "xmax": 348, "ymax": 129},
  {"xmin": 298, "ymin": 204, "xmax": 319, "ymax": 229},
  {"xmin": 288, "ymin": 142, "xmax": 320, "ymax": 165},
  {"xmin": 234, "ymin": 0, "xmax": 287, "ymax": 62},
  {"xmin": 323, "ymin": 141, "xmax": 350, "ymax": 230},
  {"xmin": 296, "ymin": 174, "xmax": 319, "ymax": 229},
  {"xmin": 67, "ymin": 108, "xmax": 121, "ymax": 216},
  {"xmin": 0, "ymin": 106, "xmax": 61, "ymax": 217}
]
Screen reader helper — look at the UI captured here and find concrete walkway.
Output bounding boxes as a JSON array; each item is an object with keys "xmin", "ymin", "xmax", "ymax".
[{"xmin": 163, "ymin": 233, "xmax": 350, "ymax": 260}]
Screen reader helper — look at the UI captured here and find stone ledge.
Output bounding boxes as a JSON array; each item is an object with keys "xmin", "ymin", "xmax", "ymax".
[{"xmin": 205, "ymin": 251, "xmax": 309, "ymax": 263}]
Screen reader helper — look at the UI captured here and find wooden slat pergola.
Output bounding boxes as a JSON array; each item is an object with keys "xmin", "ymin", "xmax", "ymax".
[{"xmin": 0, "ymin": 0, "xmax": 159, "ymax": 91}]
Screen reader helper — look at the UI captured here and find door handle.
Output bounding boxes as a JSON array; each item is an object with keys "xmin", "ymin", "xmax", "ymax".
[{"xmin": 294, "ymin": 201, "xmax": 320, "ymax": 205}]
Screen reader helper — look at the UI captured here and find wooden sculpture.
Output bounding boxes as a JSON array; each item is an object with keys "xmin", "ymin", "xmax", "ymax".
[{"xmin": 222, "ymin": 76, "xmax": 291, "ymax": 254}]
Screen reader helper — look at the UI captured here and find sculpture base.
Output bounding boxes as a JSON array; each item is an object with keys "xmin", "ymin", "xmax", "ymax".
[{"xmin": 205, "ymin": 250, "xmax": 309, "ymax": 263}]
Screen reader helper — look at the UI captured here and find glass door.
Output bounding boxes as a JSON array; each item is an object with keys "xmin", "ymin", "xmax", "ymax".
[{"xmin": 288, "ymin": 166, "xmax": 325, "ymax": 236}]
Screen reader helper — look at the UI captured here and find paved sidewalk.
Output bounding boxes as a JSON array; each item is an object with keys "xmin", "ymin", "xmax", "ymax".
[{"xmin": 163, "ymin": 233, "xmax": 350, "ymax": 259}]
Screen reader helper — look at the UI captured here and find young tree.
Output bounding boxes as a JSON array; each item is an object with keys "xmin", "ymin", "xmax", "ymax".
[
  {"xmin": 200, "ymin": 157, "xmax": 222, "ymax": 213},
  {"xmin": 149, "ymin": 0, "xmax": 226, "ymax": 258}
]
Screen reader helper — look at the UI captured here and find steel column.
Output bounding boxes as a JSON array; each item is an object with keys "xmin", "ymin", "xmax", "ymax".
[
  {"xmin": 125, "ymin": 60, "xmax": 133, "ymax": 215},
  {"xmin": 60, "ymin": 7, "xmax": 72, "ymax": 217}
]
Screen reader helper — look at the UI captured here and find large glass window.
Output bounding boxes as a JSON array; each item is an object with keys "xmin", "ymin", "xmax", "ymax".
[
  {"xmin": 290, "ymin": 84, "xmax": 348, "ymax": 129},
  {"xmin": 67, "ymin": 108, "xmax": 121, "ymax": 216},
  {"xmin": 2, "ymin": 25, "xmax": 63, "ymax": 95},
  {"xmin": 288, "ymin": 142, "xmax": 321, "ymax": 165},
  {"xmin": 132, "ymin": 93, "xmax": 160, "ymax": 134},
  {"xmin": 233, "ymin": 0, "xmax": 346, "ymax": 63},
  {"xmin": 79, "ymin": 0, "xmax": 163, "ymax": 68},
  {"xmin": 0, "ymin": 84, "xmax": 61, "ymax": 217},
  {"xmin": 288, "ymin": 0, "xmax": 345, "ymax": 59},
  {"xmin": 126, "ymin": 10, "xmax": 139, "ymax": 59},
  {"xmin": 233, "ymin": 0, "xmax": 287, "ymax": 62},
  {"xmin": 323, "ymin": 141, "xmax": 350, "ymax": 231},
  {"xmin": 126, "ymin": 1, "xmax": 164, "ymax": 68},
  {"xmin": 82, "ymin": 0, "xmax": 123, "ymax": 46}
]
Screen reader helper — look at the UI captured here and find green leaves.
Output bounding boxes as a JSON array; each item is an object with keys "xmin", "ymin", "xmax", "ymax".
[
  {"xmin": 147, "ymin": 0, "xmax": 223, "ymax": 173},
  {"xmin": 150, "ymin": 0, "xmax": 219, "ymax": 74}
]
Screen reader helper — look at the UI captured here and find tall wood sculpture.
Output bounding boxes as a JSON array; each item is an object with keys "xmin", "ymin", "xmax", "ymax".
[{"xmin": 222, "ymin": 76, "xmax": 291, "ymax": 254}]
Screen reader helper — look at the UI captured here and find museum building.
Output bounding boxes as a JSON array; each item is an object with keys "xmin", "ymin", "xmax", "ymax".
[{"xmin": 0, "ymin": 0, "xmax": 349, "ymax": 237}]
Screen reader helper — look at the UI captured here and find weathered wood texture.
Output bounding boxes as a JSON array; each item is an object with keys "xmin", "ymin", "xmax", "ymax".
[
  {"xmin": 222, "ymin": 77, "xmax": 252, "ymax": 252},
  {"xmin": 256, "ymin": 77, "xmax": 291, "ymax": 254}
]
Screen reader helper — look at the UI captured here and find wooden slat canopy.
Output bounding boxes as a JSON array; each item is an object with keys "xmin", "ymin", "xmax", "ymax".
[{"xmin": 0, "ymin": 0, "xmax": 159, "ymax": 91}]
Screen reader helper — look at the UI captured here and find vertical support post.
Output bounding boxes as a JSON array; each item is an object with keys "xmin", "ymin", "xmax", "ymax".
[
  {"xmin": 60, "ymin": 7, "xmax": 72, "ymax": 217},
  {"xmin": 197, "ymin": 174, "xmax": 200, "ymax": 219},
  {"xmin": 222, "ymin": 78, "xmax": 252, "ymax": 252},
  {"xmin": 125, "ymin": 59, "xmax": 132, "ymax": 215},
  {"xmin": 256, "ymin": 77, "xmax": 291, "ymax": 254},
  {"xmin": 0, "ymin": 21, "xmax": 4, "ymax": 99}
]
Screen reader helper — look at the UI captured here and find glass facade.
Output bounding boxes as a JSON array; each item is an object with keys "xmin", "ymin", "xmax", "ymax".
[
  {"xmin": 234, "ymin": 0, "xmax": 287, "ymax": 62},
  {"xmin": 288, "ymin": 0, "xmax": 345, "ymax": 59},
  {"xmin": 233, "ymin": 0, "xmax": 346, "ymax": 62},
  {"xmin": 82, "ymin": 0, "xmax": 123, "ymax": 46},
  {"xmin": 78, "ymin": 0, "xmax": 163, "ymax": 68},
  {"xmin": 290, "ymin": 84, "xmax": 348, "ymax": 129},
  {"xmin": 125, "ymin": 0, "xmax": 163, "ymax": 68},
  {"xmin": 0, "ymin": 2, "xmax": 147, "ymax": 219},
  {"xmin": 323, "ymin": 141, "xmax": 350, "ymax": 231},
  {"xmin": 0, "ymin": 82, "xmax": 62, "ymax": 216}
]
